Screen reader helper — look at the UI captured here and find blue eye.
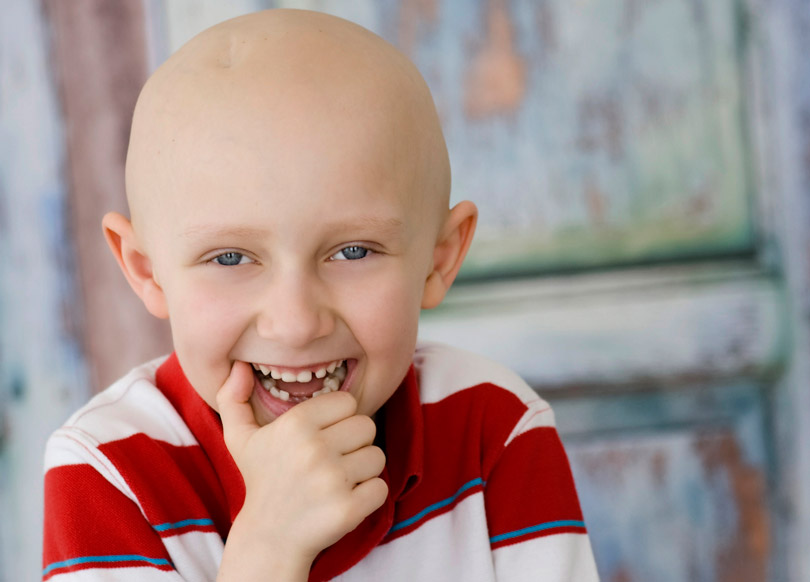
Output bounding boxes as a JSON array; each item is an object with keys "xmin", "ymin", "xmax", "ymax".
[
  {"xmin": 331, "ymin": 246, "xmax": 371, "ymax": 261},
  {"xmin": 213, "ymin": 252, "xmax": 250, "ymax": 266}
]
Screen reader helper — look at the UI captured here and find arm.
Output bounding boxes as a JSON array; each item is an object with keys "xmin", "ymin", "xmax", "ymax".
[
  {"xmin": 484, "ymin": 407, "xmax": 600, "ymax": 582},
  {"xmin": 43, "ymin": 447, "xmax": 184, "ymax": 581}
]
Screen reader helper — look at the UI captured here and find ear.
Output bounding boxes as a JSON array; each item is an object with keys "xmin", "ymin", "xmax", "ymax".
[
  {"xmin": 422, "ymin": 200, "xmax": 478, "ymax": 309},
  {"xmin": 102, "ymin": 211, "xmax": 169, "ymax": 319}
]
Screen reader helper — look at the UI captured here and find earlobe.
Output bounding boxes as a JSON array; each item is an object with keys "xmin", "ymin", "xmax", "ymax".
[
  {"xmin": 102, "ymin": 212, "xmax": 169, "ymax": 319},
  {"xmin": 421, "ymin": 200, "xmax": 478, "ymax": 309}
]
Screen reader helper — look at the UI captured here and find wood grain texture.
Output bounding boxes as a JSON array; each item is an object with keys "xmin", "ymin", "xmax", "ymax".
[
  {"xmin": 45, "ymin": 0, "xmax": 172, "ymax": 392},
  {"xmin": 567, "ymin": 426, "xmax": 769, "ymax": 582},
  {"xmin": 0, "ymin": 1, "xmax": 92, "ymax": 579},
  {"xmin": 419, "ymin": 264, "xmax": 786, "ymax": 388},
  {"xmin": 557, "ymin": 381, "xmax": 770, "ymax": 582},
  {"xmin": 758, "ymin": 2, "xmax": 810, "ymax": 580}
]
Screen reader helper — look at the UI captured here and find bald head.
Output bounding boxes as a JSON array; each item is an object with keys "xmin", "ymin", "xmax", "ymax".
[{"xmin": 125, "ymin": 9, "xmax": 450, "ymax": 244}]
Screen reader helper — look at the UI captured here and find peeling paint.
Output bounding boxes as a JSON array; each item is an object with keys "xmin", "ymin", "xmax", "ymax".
[
  {"xmin": 694, "ymin": 432, "xmax": 769, "ymax": 582},
  {"xmin": 464, "ymin": 0, "xmax": 527, "ymax": 119}
]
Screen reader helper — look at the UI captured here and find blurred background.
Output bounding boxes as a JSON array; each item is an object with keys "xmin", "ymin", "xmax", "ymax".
[{"xmin": 2, "ymin": 0, "xmax": 809, "ymax": 580}]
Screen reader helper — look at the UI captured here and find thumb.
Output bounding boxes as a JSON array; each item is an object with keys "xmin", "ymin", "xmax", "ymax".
[{"xmin": 216, "ymin": 360, "xmax": 259, "ymax": 454}]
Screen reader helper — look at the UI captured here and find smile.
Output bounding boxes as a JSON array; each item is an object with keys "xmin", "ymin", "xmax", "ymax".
[{"xmin": 251, "ymin": 359, "xmax": 348, "ymax": 403}]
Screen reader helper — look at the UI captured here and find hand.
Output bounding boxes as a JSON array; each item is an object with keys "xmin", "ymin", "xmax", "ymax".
[{"xmin": 216, "ymin": 361, "xmax": 388, "ymax": 581}]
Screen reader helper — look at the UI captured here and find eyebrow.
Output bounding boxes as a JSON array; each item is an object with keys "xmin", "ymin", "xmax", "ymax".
[
  {"xmin": 323, "ymin": 216, "xmax": 406, "ymax": 237},
  {"xmin": 180, "ymin": 224, "xmax": 270, "ymax": 240},
  {"xmin": 180, "ymin": 216, "xmax": 406, "ymax": 240}
]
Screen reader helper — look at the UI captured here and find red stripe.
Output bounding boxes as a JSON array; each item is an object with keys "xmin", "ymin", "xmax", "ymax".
[
  {"xmin": 485, "ymin": 427, "xmax": 585, "ymax": 549},
  {"xmin": 43, "ymin": 464, "xmax": 173, "ymax": 578},
  {"xmin": 98, "ymin": 434, "xmax": 231, "ymax": 539},
  {"xmin": 383, "ymin": 384, "xmax": 528, "ymax": 541}
]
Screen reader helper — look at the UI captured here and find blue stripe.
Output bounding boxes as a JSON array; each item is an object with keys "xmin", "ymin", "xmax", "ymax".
[
  {"xmin": 490, "ymin": 520, "xmax": 587, "ymax": 544},
  {"xmin": 43, "ymin": 555, "xmax": 172, "ymax": 577},
  {"xmin": 153, "ymin": 518, "xmax": 216, "ymax": 532},
  {"xmin": 389, "ymin": 478, "xmax": 485, "ymax": 534}
]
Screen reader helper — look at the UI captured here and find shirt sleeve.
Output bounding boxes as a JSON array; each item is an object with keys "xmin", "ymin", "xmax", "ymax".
[
  {"xmin": 483, "ymin": 402, "xmax": 600, "ymax": 582},
  {"xmin": 42, "ymin": 436, "xmax": 187, "ymax": 581}
]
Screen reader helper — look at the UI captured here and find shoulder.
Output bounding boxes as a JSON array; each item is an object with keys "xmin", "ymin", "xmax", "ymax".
[
  {"xmin": 44, "ymin": 356, "xmax": 197, "ymax": 471},
  {"xmin": 413, "ymin": 341, "xmax": 556, "ymax": 430}
]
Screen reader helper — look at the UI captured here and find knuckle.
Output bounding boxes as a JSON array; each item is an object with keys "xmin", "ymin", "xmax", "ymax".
[
  {"xmin": 369, "ymin": 445, "xmax": 386, "ymax": 471},
  {"xmin": 278, "ymin": 408, "xmax": 309, "ymax": 436},
  {"xmin": 356, "ymin": 414, "xmax": 376, "ymax": 435},
  {"xmin": 369, "ymin": 477, "xmax": 389, "ymax": 503},
  {"xmin": 299, "ymin": 441, "xmax": 330, "ymax": 470}
]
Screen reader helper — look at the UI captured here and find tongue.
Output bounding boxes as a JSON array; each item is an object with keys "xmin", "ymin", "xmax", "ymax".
[{"xmin": 276, "ymin": 377, "xmax": 326, "ymax": 397}]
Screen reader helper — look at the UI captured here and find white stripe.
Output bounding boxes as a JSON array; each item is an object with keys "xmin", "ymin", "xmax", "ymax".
[
  {"xmin": 503, "ymin": 398, "xmax": 557, "ymax": 447},
  {"xmin": 162, "ymin": 531, "xmax": 223, "ymax": 580},
  {"xmin": 53, "ymin": 356, "xmax": 198, "ymax": 449},
  {"xmin": 414, "ymin": 341, "xmax": 548, "ymax": 408},
  {"xmin": 340, "ymin": 492, "xmax": 495, "ymax": 581},
  {"xmin": 493, "ymin": 533, "xmax": 600, "ymax": 582},
  {"xmin": 46, "ymin": 565, "xmax": 186, "ymax": 581},
  {"xmin": 43, "ymin": 428, "xmax": 139, "ymax": 505}
]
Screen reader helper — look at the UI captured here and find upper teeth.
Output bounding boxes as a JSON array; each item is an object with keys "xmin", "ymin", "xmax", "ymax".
[{"xmin": 252, "ymin": 360, "xmax": 344, "ymax": 383}]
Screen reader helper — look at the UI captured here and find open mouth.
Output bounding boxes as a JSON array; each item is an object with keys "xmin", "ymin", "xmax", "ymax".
[{"xmin": 251, "ymin": 359, "xmax": 349, "ymax": 404}]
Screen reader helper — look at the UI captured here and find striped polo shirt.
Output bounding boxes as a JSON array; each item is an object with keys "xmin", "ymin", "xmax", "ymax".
[{"xmin": 43, "ymin": 342, "xmax": 598, "ymax": 581}]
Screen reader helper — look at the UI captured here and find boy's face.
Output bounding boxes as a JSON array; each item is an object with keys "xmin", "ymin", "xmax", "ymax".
[{"xmin": 136, "ymin": 70, "xmax": 444, "ymax": 426}]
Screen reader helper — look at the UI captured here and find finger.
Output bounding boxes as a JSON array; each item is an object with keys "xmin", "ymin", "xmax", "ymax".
[
  {"xmin": 320, "ymin": 414, "xmax": 377, "ymax": 454},
  {"xmin": 349, "ymin": 477, "xmax": 389, "ymax": 521},
  {"xmin": 216, "ymin": 360, "xmax": 259, "ymax": 451},
  {"xmin": 287, "ymin": 390, "xmax": 358, "ymax": 430},
  {"xmin": 342, "ymin": 445, "xmax": 386, "ymax": 486}
]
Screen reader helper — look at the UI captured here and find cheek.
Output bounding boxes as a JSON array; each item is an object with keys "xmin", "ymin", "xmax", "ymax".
[
  {"xmin": 165, "ymin": 281, "xmax": 251, "ymax": 405},
  {"xmin": 347, "ymin": 273, "xmax": 423, "ymax": 357}
]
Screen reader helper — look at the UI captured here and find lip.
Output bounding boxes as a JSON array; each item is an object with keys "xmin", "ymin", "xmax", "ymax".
[{"xmin": 250, "ymin": 358, "xmax": 358, "ymax": 419}]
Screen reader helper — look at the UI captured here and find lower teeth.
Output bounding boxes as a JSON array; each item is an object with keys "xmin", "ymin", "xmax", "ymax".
[{"xmin": 259, "ymin": 362, "xmax": 346, "ymax": 401}]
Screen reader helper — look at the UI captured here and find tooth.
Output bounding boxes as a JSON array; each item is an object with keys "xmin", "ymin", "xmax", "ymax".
[
  {"xmin": 270, "ymin": 386, "xmax": 281, "ymax": 398},
  {"xmin": 324, "ymin": 376, "xmax": 339, "ymax": 392},
  {"xmin": 312, "ymin": 388, "xmax": 325, "ymax": 397},
  {"xmin": 270, "ymin": 369, "xmax": 282, "ymax": 380},
  {"xmin": 281, "ymin": 372, "xmax": 296, "ymax": 383},
  {"xmin": 333, "ymin": 365, "xmax": 347, "ymax": 381},
  {"xmin": 277, "ymin": 389, "xmax": 290, "ymax": 402},
  {"xmin": 315, "ymin": 367, "xmax": 327, "ymax": 379},
  {"xmin": 259, "ymin": 364, "xmax": 270, "ymax": 376},
  {"xmin": 252, "ymin": 363, "xmax": 260, "ymax": 371},
  {"xmin": 297, "ymin": 370, "xmax": 312, "ymax": 383},
  {"xmin": 261, "ymin": 377, "xmax": 275, "ymax": 390},
  {"xmin": 327, "ymin": 361, "xmax": 337, "ymax": 374}
]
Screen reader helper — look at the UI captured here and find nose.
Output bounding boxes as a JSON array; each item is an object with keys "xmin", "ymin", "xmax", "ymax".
[{"xmin": 255, "ymin": 268, "xmax": 335, "ymax": 348}]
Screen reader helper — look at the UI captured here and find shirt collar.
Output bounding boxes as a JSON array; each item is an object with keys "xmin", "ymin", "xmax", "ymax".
[
  {"xmin": 155, "ymin": 354, "xmax": 424, "ymax": 581},
  {"xmin": 155, "ymin": 353, "xmax": 246, "ymax": 523},
  {"xmin": 379, "ymin": 363, "xmax": 424, "ymax": 500}
]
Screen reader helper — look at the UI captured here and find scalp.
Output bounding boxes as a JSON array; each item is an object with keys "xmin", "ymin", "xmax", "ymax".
[{"xmin": 124, "ymin": 9, "xmax": 450, "ymax": 246}]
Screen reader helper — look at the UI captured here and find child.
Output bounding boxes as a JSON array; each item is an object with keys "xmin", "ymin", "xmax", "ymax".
[{"xmin": 43, "ymin": 9, "xmax": 599, "ymax": 581}]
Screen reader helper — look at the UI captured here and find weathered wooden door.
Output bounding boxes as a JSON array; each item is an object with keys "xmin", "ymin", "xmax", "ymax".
[{"xmin": 415, "ymin": 1, "xmax": 808, "ymax": 581}]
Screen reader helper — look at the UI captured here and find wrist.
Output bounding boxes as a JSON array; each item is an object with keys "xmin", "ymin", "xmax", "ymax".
[{"xmin": 219, "ymin": 513, "xmax": 313, "ymax": 582}]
